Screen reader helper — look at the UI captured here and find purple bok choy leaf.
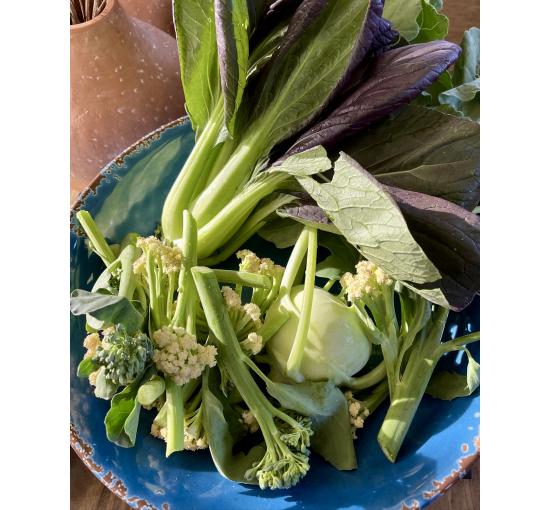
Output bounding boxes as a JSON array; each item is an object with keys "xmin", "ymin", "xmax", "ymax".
[
  {"xmin": 215, "ymin": 0, "xmax": 250, "ymax": 135},
  {"xmin": 285, "ymin": 40, "xmax": 461, "ymax": 156},
  {"xmin": 386, "ymin": 186, "xmax": 479, "ymax": 311}
]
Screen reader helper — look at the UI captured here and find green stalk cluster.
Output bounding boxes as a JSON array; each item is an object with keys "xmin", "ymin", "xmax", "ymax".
[
  {"xmin": 192, "ymin": 266, "xmax": 313, "ymax": 489},
  {"xmin": 342, "ymin": 265, "xmax": 480, "ymax": 462}
]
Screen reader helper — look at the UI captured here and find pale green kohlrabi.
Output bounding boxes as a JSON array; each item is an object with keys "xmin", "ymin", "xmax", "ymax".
[
  {"xmin": 262, "ymin": 226, "xmax": 371, "ymax": 385},
  {"xmin": 267, "ymin": 285, "xmax": 371, "ymax": 385}
]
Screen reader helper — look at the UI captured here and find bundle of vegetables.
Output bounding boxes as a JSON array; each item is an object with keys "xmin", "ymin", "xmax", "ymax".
[{"xmin": 70, "ymin": 0, "xmax": 480, "ymax": 490}]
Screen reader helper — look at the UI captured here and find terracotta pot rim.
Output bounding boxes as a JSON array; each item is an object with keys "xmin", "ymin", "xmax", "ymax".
[{"xmin": 70, "ymin": 0, "xmax": 117, "ymax": 33}]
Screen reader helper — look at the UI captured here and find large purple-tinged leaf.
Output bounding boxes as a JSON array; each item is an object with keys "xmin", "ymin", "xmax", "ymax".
[
  {"xmin": 272, "ymin": 149, "xmax": 479, "ymax": 310},
  {"xmin": 215, "ymin": 0, "xmax": 250, "ymax": 135},
  {"xmin": 387, "ymin": 186, "xmax": 479, "ymax": 311},
  {"xmin": 248, "ymin": 0, "xmax": 377, "ymax": 156},
  {"xmin": 341, "ymin": 105, "xmax": 480, "ymax": 210},
  {"xmin": 286, "ymin": 40, "xmax": 461, "ymax": 156},
  {"xmin": 272, "ymin": 0, "xmax": 329, "ymax": 58}
]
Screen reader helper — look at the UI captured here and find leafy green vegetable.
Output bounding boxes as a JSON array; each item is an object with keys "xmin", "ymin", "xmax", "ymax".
[
  {"xmin": 383, "ymin": 0, "xmax": 423, "ymax": 41},
  {"xmin": 214, "ymin": 0, "xmax": 250, "ymax": 134},
  {"xmin": 193, "ymin": 266, "xmax": 314, "ymax": 489},
  {"xmin": 297, "ymin": 153, "xmax": 441, "ymax": 285},
  {"xmin": 137, "ymin": 375, "xmax": 165, "ymax": 407},
  {"xmin": 77, "ymin": 357, "xmax": 98, "ymax": 378},
  {"xmin": 94, "ymin": 366, "xmax": 118, "ymax": 400},
  {"xmin": 201, "ymin": 367, "xmax": 266, "ymax": 483},
  {"xmin": 453, "ymin": 27, "xmax": 480, "ymax": 86},
  {"xmin": 439, "ymin": 79, "xmax": 480, "ymax": 121},
  {"xmin": 286, "ymin": 41, "xmax": 461, "ymax": 156},
  {"xmin": 427, "ymin": 348, "xmax": 480, "ymax": 400},
  {"xmin": 388, "ymin": 186, "xmax": 480, "ymax": 311},
  {"xmin": 70, "ymin": 290, "xmax": 143, "ymax": 334},
  {"xmin": 309, "ymin": 388, "xmax": 357, "ymax": 470},
  {"xmin": 412, "ymin": 0, "xmax": 448, "ymax": 43},
  {"xmin": 104, "ymin": 372, "xmax": 151, "ymax": 447},
  {"xmin": 341, "ymin": 105, "xmax": 480, "ymax": 210},
  {"xmin": 173, "ymin": 0, "xmax": 220, "ymax": 133}
]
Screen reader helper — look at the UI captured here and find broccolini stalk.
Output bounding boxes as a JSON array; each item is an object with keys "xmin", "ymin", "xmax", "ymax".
[
  {"xmin": 172, "ymin": 211, "xmax": 198, "ymax": 328},
  {"xmin": 342, "ymin": 262, "xmax": 480, "ymax": 462},
  {"xmin": 377, "ymin": 307, "xmax": 449, "ymax": 462},
  {"xmin": 163, "ymin": 211, "xmax": 203, "ymax": 457},
  {"xmin": 378, "ymin": 320, "xmax": 480, "ymax": 463},
  {"xmin": 192, "ymin": 267, "xmax": 313, "ymax": 489},
  {"xmin": 76, "ymin": 210, "xmax": 116, "ymax": 266}
]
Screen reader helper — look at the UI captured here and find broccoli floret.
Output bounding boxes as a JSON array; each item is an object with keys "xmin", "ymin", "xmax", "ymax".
[
  {"xmin": 92, "ymin": 325, "xmax": 153, "ymax": 387},
  {"xmin": 193, "ymin": 266, "xmax": 313, "ymax": 490}
]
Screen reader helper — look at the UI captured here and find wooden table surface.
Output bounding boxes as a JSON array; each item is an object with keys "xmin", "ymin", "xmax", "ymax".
[{"xmin": 70, "ymin": 1, "xmax": 480, "ymax": 508}]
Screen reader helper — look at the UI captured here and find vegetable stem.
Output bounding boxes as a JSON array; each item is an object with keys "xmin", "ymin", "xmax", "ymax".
[
  {"xmin": 280, "ymin": 228, "xmax": 310, "ymax": 294},
  {"xmin": 161, "ymin": 100, "xmax": 224, "ymax": 241},
  {"xmin": 212, "ymin": 269, "xmax": 272, "ymax": 289},
  {"xmin": 76, "ymin": 210, "xmax": 116, "ymax": 266},
  {"xmin": 377, "ymin": 307, "xmax": 449, "ymax": 462},
  {"xmin": 344, "ymin": 360, "xmax": 387, "ymax": 391},
  {"xmin": 286, "ymin": 227, "xmax": 317, "ymax": 381},
  {"xmin": 172, "ymin": 211, "xmax": 198, "ymax": 328},
  {"xmin": 195, "ymin": 172, "xmax": 289, "ymax": 259}
]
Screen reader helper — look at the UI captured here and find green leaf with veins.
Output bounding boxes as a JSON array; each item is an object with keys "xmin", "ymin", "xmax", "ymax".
[
  {"xmin": 173, "ymin": 0, "xmax": 220, "ymax": 133},
  {"xmin": 427, "ymin": 349, "xmax": 480, "ymax": 400},
  {"xmin": 383, "ymin": 0, "xmax": 423, "ymax": 41},
  {"xmin": 412, "ymin": 0, "xmax": 448, "ymax": 43},
  {"xmin": 70, "ymin": 289, "xmax": 143, "ymax": 334},
  {"xmin": 297, "ymin": 153, "xmax": 441, "ymax": 284},
  {"xmin": 249, "ymin": 0, "xmax": 376, "ymax": 155},
  {"xmin": 275, "ymin": 146, "xmax": 333, "ymax": 177}
]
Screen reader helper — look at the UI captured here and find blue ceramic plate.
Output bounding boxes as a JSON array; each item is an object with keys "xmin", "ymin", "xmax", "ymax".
[{"xmin": 70, "ymin": 117, "xmax": 480, "ymax": 510}]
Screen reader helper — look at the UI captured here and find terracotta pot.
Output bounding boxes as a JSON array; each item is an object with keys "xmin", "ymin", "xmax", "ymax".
[
  {"xmin": 70, "ymin": 0, "xmax": 185, "ymax": 200},
  {"xmin": 118, "ymin": 0, "xmax": 176, "ymax": 37}
]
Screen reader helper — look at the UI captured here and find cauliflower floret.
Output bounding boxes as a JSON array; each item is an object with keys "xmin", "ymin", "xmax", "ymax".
[
  {"xmin": 151, "ymin": 422, "xmax": 167, "ymax": 440},
  {"xmin": 83, "ymin": 332, "xmax": 101, "ymax": 359},
  {"xmin": 236, "ymin": 250, "xmax": 284, "ymax": 278},
  {"xmin": 134, "ymin": 236, "xmax": 182, "ymax": 274},
  {"xmin": 241, "ymin": 409, "xmax": 260, "ymax": 434},
  {"xmin": 344, "ymin": 390, "xmax": 370, "ymax": 439},
  {"xmin": 240, "ymin": 332, "xmax": 263, "ymax": 355},
  {"xmin": 340, "ymin": 260, "xmax": 393, "ymax": 301},
  {"xmin": 243, "ymin": 303, "xmax": 262, "ymax": 326},
  {"xmin": 152, "ymin": 326, "xmax": 217, "ymax": 385},
  {"xmin": 222, "ymin": 286, "xmax": 241, "ymax": 309}
]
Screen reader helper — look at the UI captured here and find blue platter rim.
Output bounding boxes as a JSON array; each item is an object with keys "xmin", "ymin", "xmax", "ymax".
[{"xmin": 70, "ymin": 116, "xmax": 480, "ymax": 510}]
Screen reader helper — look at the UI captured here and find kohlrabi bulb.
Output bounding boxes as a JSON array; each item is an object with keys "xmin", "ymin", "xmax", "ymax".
[{"xmin": 266, "ymin": 285, "xmax": 370, "ymax": 384}]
